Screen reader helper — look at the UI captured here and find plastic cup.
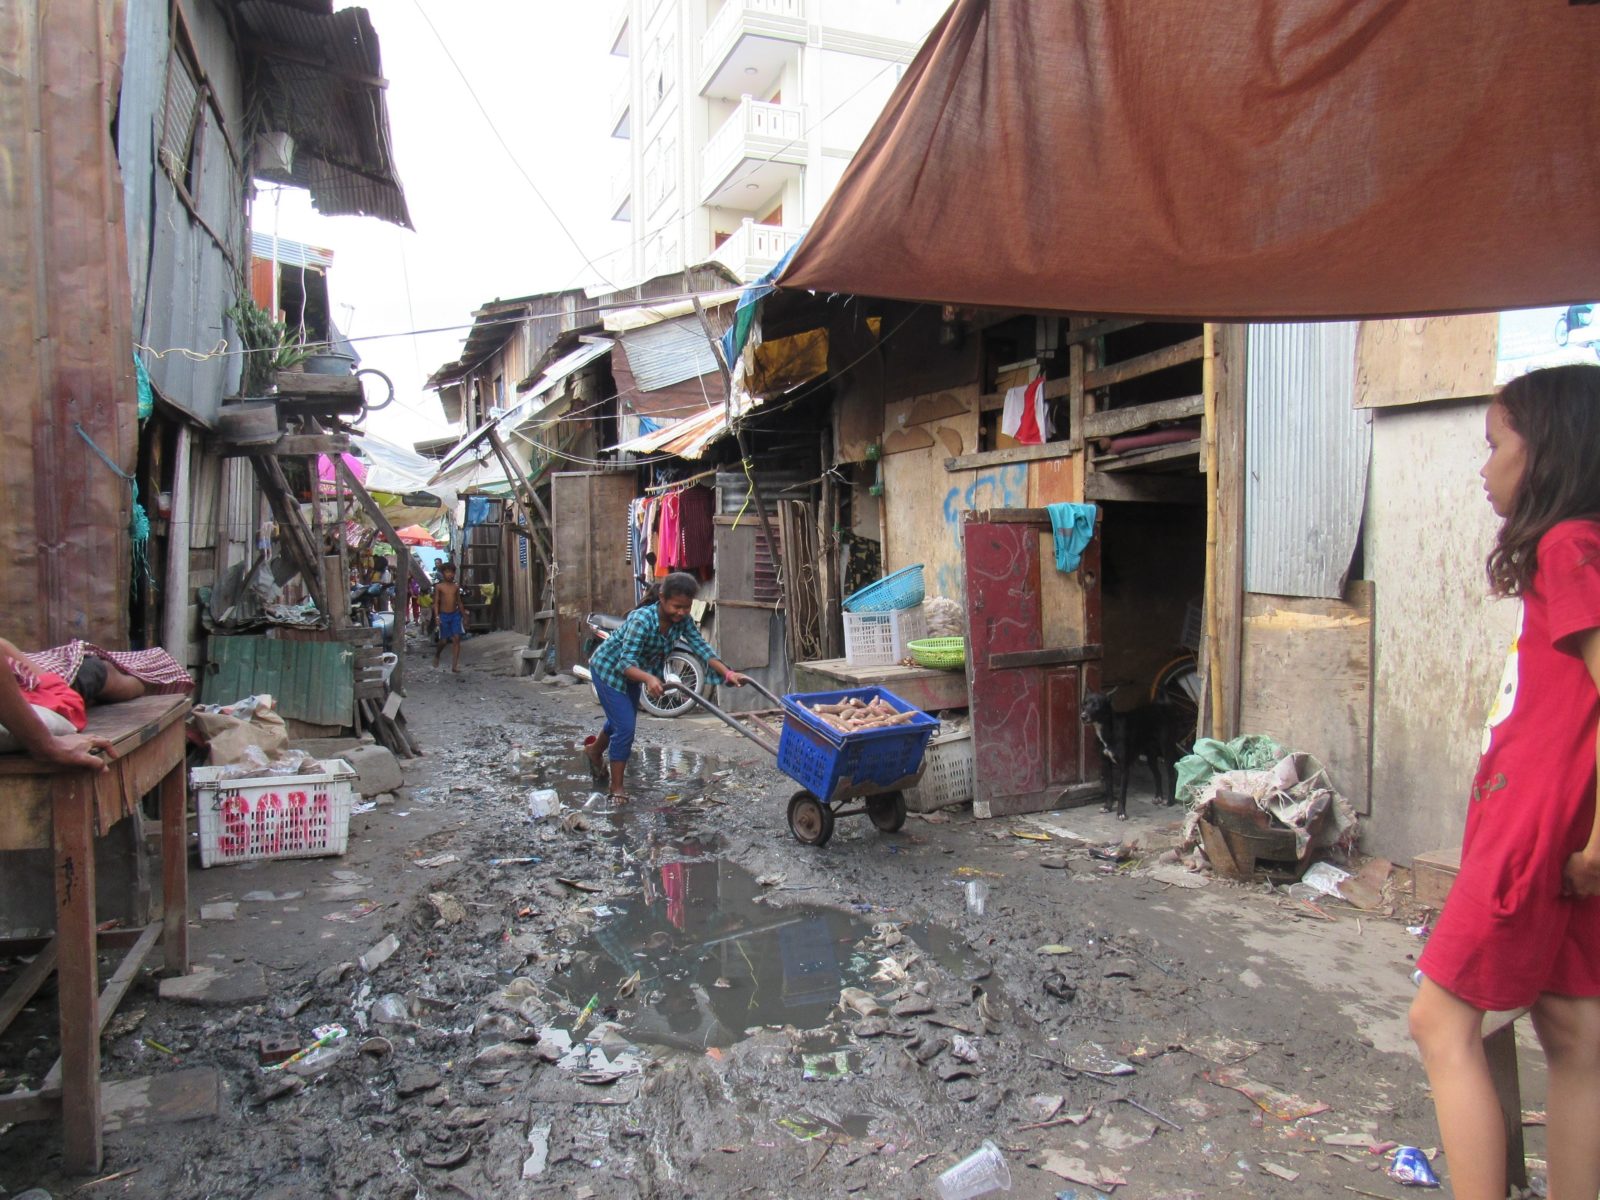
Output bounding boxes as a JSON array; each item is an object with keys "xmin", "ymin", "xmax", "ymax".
[{"xmin": 936, "ymin": 1139, "xmax": 1011, "ymax": 1200}]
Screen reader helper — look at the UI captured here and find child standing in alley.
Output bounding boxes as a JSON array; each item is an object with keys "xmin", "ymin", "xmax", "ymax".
[
  {"xmin": 433, "ymin": 562, "xmax": 463, "ymax": 673},
  {"xmin": 1409, "ymin": 365, "xmax": 1600, "ymax": 1200},
  {"xmin": 583, "ymin": 571, "xmax": 746, "ymax": 799}
]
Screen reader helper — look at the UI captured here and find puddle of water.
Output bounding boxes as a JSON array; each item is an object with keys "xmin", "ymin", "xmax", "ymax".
[{"xmin": 551, "ymin": 853, "xmax": 987, "ymax": 1052}]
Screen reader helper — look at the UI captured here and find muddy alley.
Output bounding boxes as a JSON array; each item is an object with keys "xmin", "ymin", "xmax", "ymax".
[{"xmin": 0, "ymin": 637, "xmax": 1533, "ymax": 1198}]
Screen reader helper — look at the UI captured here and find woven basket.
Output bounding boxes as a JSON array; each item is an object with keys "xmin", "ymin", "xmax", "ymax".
[
  {"xmin": 842, "ymin": 564, "xmax": 925, "ymax": 613},
  {"xmin": 906, "ymin": 637, "xmax": 966, "ymax": 671}
]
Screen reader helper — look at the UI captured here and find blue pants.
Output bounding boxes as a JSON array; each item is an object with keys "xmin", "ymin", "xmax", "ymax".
[{"xmin": 594, "ymin": 677, "xmax": 641, "ymax": 762}]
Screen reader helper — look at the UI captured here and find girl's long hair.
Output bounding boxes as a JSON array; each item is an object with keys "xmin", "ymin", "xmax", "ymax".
[{"xmin": 1487, "ymin": 364, "xmax": 1600, "ymax": 596}]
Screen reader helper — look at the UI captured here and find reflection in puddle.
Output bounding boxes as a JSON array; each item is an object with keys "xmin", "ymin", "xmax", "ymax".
[{"xmin": 552, "ymin": 851, "xmax": 987, "ymax": 1053}]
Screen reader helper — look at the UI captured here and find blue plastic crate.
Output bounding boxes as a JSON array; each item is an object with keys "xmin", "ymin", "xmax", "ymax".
[{"xmin": 777, "ymin": 687, "xmax": 939, "ymax": 802}]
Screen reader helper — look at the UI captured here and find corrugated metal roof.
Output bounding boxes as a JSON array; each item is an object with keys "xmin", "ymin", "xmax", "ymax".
[
  {"xmin": 619, "ymin": 316, "xmax": 723, "ymax": 391},
  {"xmin": 235, "ymin": 2, "xmax": 411, "ymax": 228},
  {"xmin": 611, "ymin": 396, "xmax": 754, "ymax": 460},
  {"xmin": 250, "ymin": 231, "xmax": 334, "ymax": 271},
  {"xmin": 201, "ymin": 634, "xmax": 354, "ymax": 726},
  {"xmin": 1244, "ymin": 323, "xmax": 1371, "ymax": 599}
]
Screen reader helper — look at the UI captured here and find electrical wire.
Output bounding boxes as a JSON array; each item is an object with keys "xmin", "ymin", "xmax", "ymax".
[{"xmin": 410, "ymin": 0, "xmax": 617, "ymax": 290}]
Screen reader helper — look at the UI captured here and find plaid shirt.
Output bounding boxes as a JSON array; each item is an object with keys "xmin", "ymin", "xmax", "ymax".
[{"xmin": 588, "ymin": 603, "xmax": 718, "ymax": 692}]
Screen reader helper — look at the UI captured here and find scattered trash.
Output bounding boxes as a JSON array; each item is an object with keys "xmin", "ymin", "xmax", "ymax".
[
  {"xmin": 370, "ymin": 994, "xmax": 412, "ymax": 1026},
  {"xmin": 1389, "ymin": 1146, "xmax": 1441, "ymax": 1188},
  {"xmin": 775, "ymin": 1113, "xmax": 830, "ymax": 1142},
  {"xmin": 1013, "ymin": 830, "xmax": 1050, "ymax": 842},
  {"xmin": 352, "ymin": 801, "xmax": 378, "ymax": 815},
  {"xmin": 558, "ymin": 878, "xmax": 604, "ymax": 893},
  {"xmin": 1088, "ymin": 844, "xmax": 1132, "ymax": 863},
  {"xmin": 1042, "ymin": 973, "xmax": 1077, "ymax": 1001},
  {"xmin": 1067, "ymin": 1044, "xmax": 1135, "ymax": 1077},
  {"xmin": 527, "ymin": 789, "xmax": 561, "ymax": 819},
  {"xmin": 571, "ymin": 992, "xmax": 601, "ymax": 1032},
  {"xmin": 802, "ymin": 1051, "xmax": 855, "ymax": 1081},
  {"xmin": 199, "ymin": 902, "xmax": 238, "ymax": 922},
  {"xmin": 937, "ymin": 1139, "xmax": 1011, "ymax": 1200},
  {"xmin": 840, "ymin": 987, "xmax": 887, "ymax": 1018},
  {"xmin": 1037, "ymin": 944, "xmax": 1073, "ymax": 956},
  {"xmin": 965, "ymin": 881, "xmax": 991, "ymax": 915},
  {"xmin": 1025, "ymin": 1094, "xmax": 1064, "ymax": 1122},
  {"xmin": 522, "ymin": 1122, "xmax": 552, "ymax": 1178},
  {"xmin": 488, "ymin": 856, "xmax": 542, "ymax": 866},
  {"xmin": 358, "ymin": 934, "xmax": 400, "ymax": 973},
  {"xmin": 951, "ymin": 1035, "xmax": 980, "ymax": 1063},
  {"xmin": 262, "ymin": 1024, "xmax": 347, "ymax": 1075},
  {"xmin": 241, "ymin": 890, "xmax": 303, "ymax": 902},
  {"xmin": 1205, "ymin": 1068, "xmax": 1329, "ymax": 1120},
  {"xmin": 1300, "ymin": 861, "xmax": 1353, "ymax": 896},
  {"xmin": 322, "ymin": 902, "xmax": 381, "ymax": 923},
  {"xmin": 413, "ymin": 852, "xmax": 460, "ymax": 868},
  {"xmin": 1038, "ymin": 1150, "xmax": 1123, "ymax": 1192},
  {"xmin": 1183, "ymin": 1035, "xmax": 1261, "ymax": 1066},
  {"xmin": 1260, "ymin": 1162, "xmax": 1301, "ymax": 1182},
  {"xmin": 1039, "ymin": 856, "xmax": 1072, "ymax": 870},
  {"xmin": 426, "ymin": 892, "xmax": 467, "ymax": 925}
]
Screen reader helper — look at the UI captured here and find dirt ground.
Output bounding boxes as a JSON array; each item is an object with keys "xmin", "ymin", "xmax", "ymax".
[{"xmin": 0, "ymin": 631, "xmax": 1551, "ymax": 1198}]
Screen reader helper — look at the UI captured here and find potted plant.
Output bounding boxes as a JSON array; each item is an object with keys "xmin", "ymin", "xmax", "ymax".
[{"xmin": 228, "ymin": 295, "xmax": 310, "ymax": 395}]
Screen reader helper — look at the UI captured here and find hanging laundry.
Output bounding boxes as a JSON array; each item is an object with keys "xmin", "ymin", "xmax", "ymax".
[
  {"xmin": 676, "ymin": 487, "xmax": 716, "ymax": 574},
  {"xmin": 1046, "ymin": 502, "xmax": 1098, "ymax": 572},
  {"xmin": 464, "ymin": 496, "xmax": 492, "ymax": 527},
  {"xmin": 1001, "ymin": 375, "xmax": 1051, "ymax": 446}
]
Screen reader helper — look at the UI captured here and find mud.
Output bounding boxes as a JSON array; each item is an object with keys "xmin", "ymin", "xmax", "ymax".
[{"xmin": 0, "ymin": 632, "xmax": 1551, "ymax": 1197}]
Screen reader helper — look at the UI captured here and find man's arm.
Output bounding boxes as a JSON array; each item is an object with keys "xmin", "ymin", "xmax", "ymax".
[{"xmin": 0, "ymin": 658, "xmax": 114, "ymax": 771}]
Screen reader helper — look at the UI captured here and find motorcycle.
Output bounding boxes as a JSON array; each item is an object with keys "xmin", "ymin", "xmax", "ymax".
[{"xmin": 577, "ymin": 610, "xmax": 713, "ymax": 718}]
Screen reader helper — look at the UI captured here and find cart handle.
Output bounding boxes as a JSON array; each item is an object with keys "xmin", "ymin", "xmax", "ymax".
[{"xmin": 661, "ymin": 676, "xmax": 780, "ymax": 757}]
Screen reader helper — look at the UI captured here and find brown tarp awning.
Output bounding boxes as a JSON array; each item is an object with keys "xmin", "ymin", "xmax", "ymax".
[{"xmin": 780, "ymin": 0, "xmax": 1600, "ymax": 320}]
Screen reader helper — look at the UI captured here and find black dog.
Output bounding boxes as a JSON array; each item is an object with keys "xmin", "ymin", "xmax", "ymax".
[{"xmin": 1080, "ymin": 689, "xmax": 1179, "ymax": 820}]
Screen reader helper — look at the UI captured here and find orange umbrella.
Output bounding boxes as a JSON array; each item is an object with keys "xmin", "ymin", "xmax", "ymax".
[{"xmin": 394, "ymin": 524, "xmax": 442, "ymax": 548}]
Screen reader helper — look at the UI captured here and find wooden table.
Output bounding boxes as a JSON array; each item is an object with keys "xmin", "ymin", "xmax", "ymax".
[
  {"xmin": 792, "ymin": 658, "xmax": 970, "ymax": 713},
  {"xmin": 0, "ymin": 694, "xmax": 190, "ymax": 1173}
]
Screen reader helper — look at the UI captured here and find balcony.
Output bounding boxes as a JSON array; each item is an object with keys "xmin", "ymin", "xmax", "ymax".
[
  {"xmin": 708, "ymin": 218, "xmax": 805, "ymax": 282},
  {"xmin": 701, "ymin": 95, "xmax": 805, "ymax": 209},
  {"xmin": 699, "ymin": 0, "xmax": 805, "ymax": 100},
  {"xmin": 610, "ymin": 171, "xmax": 632, "ymax": 223},
  {"xmin": 609, "ymin": 76, "xmax": 631, "ymax": 138}
]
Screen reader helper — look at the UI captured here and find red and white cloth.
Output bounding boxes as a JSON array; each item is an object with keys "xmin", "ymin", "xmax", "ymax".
[
  {"xmin": 12, "ymin": 642, "xmax": 194, "ymax": 696},
  {"xmin": 1000, "ymin": 375, "xmax": 1051, "ymax": 445}
]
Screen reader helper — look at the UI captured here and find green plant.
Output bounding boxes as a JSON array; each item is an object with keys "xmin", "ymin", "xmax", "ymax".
[{"xmin": 228, "ymin": 295, "xmax": 310, "ymax": 395}]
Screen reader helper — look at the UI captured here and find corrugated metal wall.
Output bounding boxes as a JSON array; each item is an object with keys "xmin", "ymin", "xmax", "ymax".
[
  {"xmin": 201, "ymin": 635, "xmax": 354, "ymax": 727},
  {"xmin": 1244, "ymin": 323, "xmax": 1371, "ymax": 599}
]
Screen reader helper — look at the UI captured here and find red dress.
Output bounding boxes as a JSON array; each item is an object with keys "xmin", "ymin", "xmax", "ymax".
[{"xmin": 1419, "ymin": 519, "xmax": 1600, "ymax": 1011}]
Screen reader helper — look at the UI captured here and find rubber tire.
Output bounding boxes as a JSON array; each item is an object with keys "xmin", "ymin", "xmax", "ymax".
[
  {"xmin": 867, "ymin": 792, "xmax": 908, "ymax": 833},
  {"xmin": 1151, "ymin": 655, "xmax": 1202, "ymax": 754},
  {"xmin": 641, "ymin": 651, "xmax": 705, "ymax": 718},
  {"xmin": 1556, "ymin": 315, "xmax": 1571, "ymax": 346},
  {"xmin": 787, "ymin": 791, "xmax": 835, "ymax": 847}
]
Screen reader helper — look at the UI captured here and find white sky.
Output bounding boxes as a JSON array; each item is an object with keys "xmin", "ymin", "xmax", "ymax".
[{"xmin": 262, "ymin": 0, "xmax": 631, "ymax": 448}]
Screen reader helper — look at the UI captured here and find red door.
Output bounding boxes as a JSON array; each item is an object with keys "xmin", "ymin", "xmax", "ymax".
[{"xmin": 962, "ymin": 509, "xmax": 1103, "ymax": 817}]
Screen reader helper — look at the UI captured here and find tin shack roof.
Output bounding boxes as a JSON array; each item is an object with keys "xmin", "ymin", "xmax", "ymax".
[{"xmin": 235, "ymin": 1, "xmax": 412, "ymax": 228}]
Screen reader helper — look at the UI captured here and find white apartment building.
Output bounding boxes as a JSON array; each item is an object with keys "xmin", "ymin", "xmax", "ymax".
[{"xmin": 606, "ymin": 0, "xmax": 948, "ymax": 286}]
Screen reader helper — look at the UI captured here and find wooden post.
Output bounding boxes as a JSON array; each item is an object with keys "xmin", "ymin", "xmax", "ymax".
[
  {"xmin": 161, "ymin": 424, "xmax": 192, "ymax": 664},
  {"xmin": 1207, "ymin": 323, "xmax": 1247, "ymax": 739},
  {"xmin": 159, "ymin": 766, "xmax": 188, "ymax": 974},
  {"xmin": 53, "ymin": 776, "xmax": 102, "ymax": 1173}
]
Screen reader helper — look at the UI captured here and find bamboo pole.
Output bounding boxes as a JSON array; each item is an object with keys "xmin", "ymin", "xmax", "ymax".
[{"xmin": 1202, "ymin": 323, "xmax": 1221, "ymax": 738}]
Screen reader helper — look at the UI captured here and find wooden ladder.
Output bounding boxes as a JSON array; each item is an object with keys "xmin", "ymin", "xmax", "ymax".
[{"xmin": 522, "ymin": 577, "xmax": 556, "ymax": 679}]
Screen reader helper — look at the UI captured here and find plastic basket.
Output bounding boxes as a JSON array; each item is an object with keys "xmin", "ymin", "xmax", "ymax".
[
  {"xmin": 191, "ymin": 759, "xmax": 357, "ymax": 868},
  {"xmin": 777, "ymin": 687, "xmax": 939, "ymax": 802},
  {"xmin": 842, "ymin": 565, "xmax": 925, "ymax": 613},
  {"xmin": 906, "ymin": 636, "xmax": 966, "ymax": 671},
  {"xmin": 843, "ymin": 606, "xmax": 928, "ymax": 668},
  {"xmin": 905, "ymin": 730, "xmax": 975, "ymax": 812}
]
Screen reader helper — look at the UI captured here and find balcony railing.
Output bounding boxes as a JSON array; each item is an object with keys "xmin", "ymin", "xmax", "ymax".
[
  {"xmin": 701, "ymin": 95, "xmax": 805, "ymax": 201},
  {"xmin": 710, "ymin": 219, "xmax": 805, "ymax": 282},
  {"xmin": 701, "ymin": 0, "xmax": 805, "ymax": 96}
]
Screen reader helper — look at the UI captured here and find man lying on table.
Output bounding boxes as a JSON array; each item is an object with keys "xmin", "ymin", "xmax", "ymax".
[{"xmin": 0, "ymin": 638, "xmax": 114, "ymax": 770}]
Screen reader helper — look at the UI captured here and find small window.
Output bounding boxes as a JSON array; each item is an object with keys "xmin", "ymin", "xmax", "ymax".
[{"xmin": 159, "ymin": 31, "xmax": 206, "ymax": 203}]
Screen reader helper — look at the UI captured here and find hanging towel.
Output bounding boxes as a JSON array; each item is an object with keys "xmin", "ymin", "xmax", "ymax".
[
  {"xmin": 1000, "ymin": 375, "xmax": 1050, "ymax": 445},
  {"xmin": 464, "ymin": 496, "xmax": 491, "ymax": 527},
  {"xmin": 1046, "ymin": 502, "xmax": 1098, "ymax": 572}
]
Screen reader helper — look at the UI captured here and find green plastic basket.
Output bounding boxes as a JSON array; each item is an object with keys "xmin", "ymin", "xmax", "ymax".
[{"xmin": 906, "ymin": 637, "xmax": 966, "ymax": 671}]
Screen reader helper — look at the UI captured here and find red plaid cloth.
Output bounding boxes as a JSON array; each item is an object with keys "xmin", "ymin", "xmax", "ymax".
[{"xmin": 13, "ymin": 642, "xmax": 193, "ymax": 695}]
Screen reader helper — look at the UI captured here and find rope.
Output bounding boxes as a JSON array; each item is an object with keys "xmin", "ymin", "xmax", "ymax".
[{"xmin": 73, "ymin": 420, "xmax": 153, "ymax": 585}]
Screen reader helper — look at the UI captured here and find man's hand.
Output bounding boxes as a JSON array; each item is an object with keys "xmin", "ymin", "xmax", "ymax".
[
  {"xmin": 1563, "ymin": 848, "xmax": 1600, "ymax": 898},
  {"xmin": 722, "ymin": 671, "xmax": 749, "ymax": 688},
  {"xmin": 34, "ymin": 734, "xmax": 115, "ymax": 773},
  {"xmin": 643, "ymin": 674, "xmax": 666, "ymax": 700}
]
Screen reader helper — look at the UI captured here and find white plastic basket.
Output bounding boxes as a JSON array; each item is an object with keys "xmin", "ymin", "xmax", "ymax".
[
  {"xmin": 191, "ymin": 758, "xmax": 357, "ymax": 868},
  {"xmin": 843, "ymin": 606, "xmax": 928, "ymax": 668},
  {"xmin": 905, "ymin": 729, "xmax": 974, "ymax": 812}
]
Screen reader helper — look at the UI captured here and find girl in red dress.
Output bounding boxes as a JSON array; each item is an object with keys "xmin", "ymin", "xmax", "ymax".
[{"xmin": 1409, "ymin": 365, "xmax": 1600, "ymax": 1200}]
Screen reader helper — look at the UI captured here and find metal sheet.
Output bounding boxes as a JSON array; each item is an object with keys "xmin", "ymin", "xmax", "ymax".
[
  {"xmin": 1244, "ymin": 323, "xmax": 1371, "ymax": 599},
  {"xmin": 619, "ymin": 316, "xmax": 723, "ymax": 391},
  {"xmin": 201, "ymin": 635, "xmax": 354, "ymax": 727}
]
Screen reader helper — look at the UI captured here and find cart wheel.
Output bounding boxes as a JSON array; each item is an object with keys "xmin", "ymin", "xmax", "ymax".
[
  {"xmin": 867, "ymin": 792, "xmax": 908, "ymax": 833},
  {"xmin": 787, "ymin": 790, "xmax": 835, "ymax": 846}
]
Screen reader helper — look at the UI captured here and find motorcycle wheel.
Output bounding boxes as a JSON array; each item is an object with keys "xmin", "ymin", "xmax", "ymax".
[{"xmin": 641, "ymin": 651, "xmax": 706, "ymax": 718}]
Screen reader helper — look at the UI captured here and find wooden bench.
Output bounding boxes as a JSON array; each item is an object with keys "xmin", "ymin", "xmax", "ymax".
[
  {"xmin": 1414, "ymin": 846, "xmax": 1530, "ymax": 1190},
  {"xmin": 0, "ymin": 695, "xmax": 191, "ymax": 1173}
]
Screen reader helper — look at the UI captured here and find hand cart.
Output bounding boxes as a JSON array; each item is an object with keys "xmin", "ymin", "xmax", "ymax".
[{"xmin": 664, "ymin": 675, "xmax": 940, "ymax": 847}]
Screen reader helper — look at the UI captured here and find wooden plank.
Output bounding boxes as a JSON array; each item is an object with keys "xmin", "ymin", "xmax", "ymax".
[
  {"xmin": 0, "ymin": 1087, "xmax": 62, "ymax": 1124},
  {"xmin": 1063, "ymin": 317, "xmax": 1144, "ymax": 347},
  {"xmin": 1483, "ymin": 1023, "xmax": 1528, "ymax": 1190},
  {"xmin": 944, "ymin": 441, "xmax": 1076, "ymax": 472},
  {"xmin": 988, "ymin": 644, "xmax": 1101, "ymax": 670},
  {"xmin": 1355, "ymin": 315, "xmax": 1499, "ymax": 408},
  {"xmin": 221, "ymin": 433, "xmax": 350, "ymax": 457},
  {"xmin": 977, "ymin": 374, "xmax": 1070, "ymax": 413},
  {"xmin": 1212, "ymin": 324, "xmax": 1248, "ymax": 740},
  {"xmin": 1085, "ymin": 336, "xmax": 1205, "ymax": 390},
  {"xmin": 0, "ymin": 938, "xmax": 57, "ymax": 1034},
  {"xmin": 1238, "ymin": 582, "xmax": 1374, "ymax": 814},
  {"xmin": 1081, "ymin": 394, "xmax": 1204, "ymax": 439},
  {"xmin": 1084, "ymin": 472, "xmax": 1204, "ymax": 504},
  {"xmin": 792, "ymin": 660, "xmax": 969, "ymax": 713},
  {"xmin": 1093, "ymin": 438, "xmax": 1202, "ymax": 472},
  {"xmin": 271, "ymin": 371, "xmax": 362, "ymax": 399},
  {"xmin": 1412, "ymin": 847, "xmax": 1461, "ymax": 908},
  {"xmin": 966, "ymin": 507, "xmax": 1049, "ymax": 525},
  {"xmin": 41, "ymin": 923, "xmax": 163, "ymax": 1094},
  {"xmin": 53, "ymin": 774, "xmax": 102, "ymax": 1173}
]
